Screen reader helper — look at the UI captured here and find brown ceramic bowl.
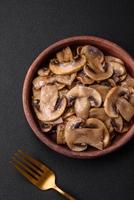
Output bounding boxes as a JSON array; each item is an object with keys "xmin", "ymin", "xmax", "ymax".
[{"xmin": 22, "ymin": 36, "xmax": 134, "ymax": 159}]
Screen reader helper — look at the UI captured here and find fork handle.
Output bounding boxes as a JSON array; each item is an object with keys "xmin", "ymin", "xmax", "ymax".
[{"xmin": 53, "ymin": 185, "xmax": 76, "ymax": 200}]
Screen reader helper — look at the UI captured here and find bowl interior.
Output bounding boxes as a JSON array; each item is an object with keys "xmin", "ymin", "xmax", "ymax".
[{"xmin": 23, "ymin": 36, "xmax": 134, "ymax": 158}]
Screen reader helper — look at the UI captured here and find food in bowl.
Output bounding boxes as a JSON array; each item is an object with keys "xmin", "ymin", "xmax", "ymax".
[{"xmin": 31, "ymin": 45, "xmax": 134, "ymax": 152}]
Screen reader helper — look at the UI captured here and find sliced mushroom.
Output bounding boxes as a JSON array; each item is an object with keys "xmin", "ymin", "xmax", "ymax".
[
  {"xmin": 109, "ymin": 62, "xmax": 126, "ymax": 82},
  {"xmin": 104, "ymin": 86, "xmax": 129, "ymax": 118},
  {"xmin": 84, "ymin": 63, "xmax": 113, "ymax": 81},
  {"xmin": 86, "ymin": 118, "xmax": 110, "ymax": 148},
  {"xmin": 116, "ymin": 97, "xmax": 134, "ymax": 121},
  {"xmin": 105, "ymin": 56, "xmax": 124, "ymax": 65},
  {"xmin": 80, "ymin": 45, "xmax": 104, "ymax": 72},
  {"xmin": 57, "ymin": 124, "xmax": 66, "ymax": 144},
  {"xmin": 64, "ymin": 117, "xmax": 110, "ymax": 151},
  {"xmin": 66, "ymin": 85, "xmax": 102, "ymax": 107},
  {"xmin": 77, "ymin": 71, "xmax": 94, "ymax": 85},
  {"xmin": 111, "ymin": 117, "xmax": 123, "ymax": 133},
  {"xmin": 37, "ymin": 68, "xmax": 50, "ymax": 76},
  {"xmin": 121, "ymin": 75, "xmax": 134, "ymax": 88},
  {"xmin": 56, "ymin": 47, "xmax": 73, "ymax": 62},
  {"xmin": 34, "ymin": 85, "xmax": 67, "ymax": 121},
  {"xmin": 49, "ymin": 55, "xmax": 86, "ymax": 75},
  {"xmin": 90, "ymin": 85, "xmax": 110, "ymax": 101},
  {"xmin": 74, "ymin": 97, "xmax": 90, "ymax": 119}
]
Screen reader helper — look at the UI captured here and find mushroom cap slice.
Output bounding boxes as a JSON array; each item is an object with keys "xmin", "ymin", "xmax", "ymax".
[
  {"xmin": 65, "ymin": 117, "xmax": 88, "ymax": 151},
  {"xmin": 104, "ymin": 86, "xmax": 129, "ymax": 118},
  {"xmin": 80, "ymin": 45, "xmax": 104, "ymax": 64},
  {"xmin": 34, "ymin": 85, "xmax": 67, "ymax": 122},
  {"xmin": 90, "ymin": 85, "xmax": 110, "ymax": 101},
  {"xmin": 84, "ymin": 64, "xmax": 113, "ymax": 81},
  {"xmin": 56, "ymin": 47, "xmax": 73, "ymax": 62},
  {"xmin": 80, "ymin": 45, "xmax": 105, "ymax": 73},
  {"xmin": 66, "ymin": 85, "xmax": 102, "ymax": 107},
  {"xmin": 64, "ymin": 117, "xmax": 110, "ymax": 151},
  {"xmin": 77, "ymin": 71, "xmax": 94, "ymax": 85},
  {"xmin": 49, "ymin": 55, "xmax": 86, "ymax": 75},
  {"xmin": 121, "ymin": 75, "xmax": 134, "ymax": 88},
  {"xmin": 86, "ymin": 118, "xmax": 110, "ymax": 148},
  {"xmin": 109, "ymin": 62, "xmax": 126, "ymax": 82},
  {"xmin": 57, "ymin": 124, "xmax": 66, "ymax": 144},
  {"xmin": 74, "ymin": 97, "xmax": 90, "ymax": 119},
  {"xmin": 116, "ymin": 97, "xmax": 134, "ymax": 121},
  {"xmin": 105, "ymin": 56, "xmax": 124, "ymax": 65}
]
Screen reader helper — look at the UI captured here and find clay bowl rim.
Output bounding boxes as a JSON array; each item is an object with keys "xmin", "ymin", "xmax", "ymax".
[{"xmin": 22, "ymin": 35, "xmax": 134, "ymax": 159}]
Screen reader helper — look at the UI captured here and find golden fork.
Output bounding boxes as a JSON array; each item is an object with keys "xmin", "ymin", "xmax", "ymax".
[{"xmin": 11, "ymin": 150, "xmax": 76, "ymax": 200}]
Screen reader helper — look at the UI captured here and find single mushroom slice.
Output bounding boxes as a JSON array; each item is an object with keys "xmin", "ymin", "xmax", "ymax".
[
  {"xmin": 57, "ymin": 124, "xmax": 66, "ymax": 144},
  {"xmin": 86, "ymin": 118, "xmax": 110, "ymax": 149},
  {"xmin": 37, "ymin": 68, "xmax": 50, "ymax": 77},
  {"xmin": 121, "ymin": 75, "xmax": 134, "ymax": 88},
  {"xmin": 49, "ymin": 55, "xmax": 86, "ymax": 75},
  {"xmin": 105, "ymin": 56, "xmax": 124, "ymax": 65},
  {"xmin": 51, "ymin": 73, "xmax": 76, "ymax": 85},
  {"xmin": 111, "ymin": 117, "xmax": 123, "ymax": 133},
  {"xmin": 104, "ymin": 86, "xmax": 129, "ymax": 118},
  {"xmin": 34, "ymin": 85, "xmax": 67, "ymax": 122},
  {"xmin": 66, "ymin": 85, "xmax": 102, "ymax": 107},
  {"xmin": 64, "ymin": 117, "xmax": 88, "ymax": 151},
  {"xmin": 77, "ymin": 71, "xmax": 94, "ymax": 85},
  {"xmin": 90, "ymin": 85, "xmax": 110, "ymax": 101},
  {"xmin": 84, "ymin": 63, "xmax": 113, "ymax": 81},
  {"xmin": 109, "ymin": 62, "xmax": 126, "ymax": 83},
  {"xmin": 64, "ymin": 117, "xmax": 110, "ymax": 151},
  {"xmin": 74, "ymin": 97, "xmax": 90, "ymax": 119},
  {"xmin": 80, "ymin": 45, "xmax": 105, "ymax": 72},
  {"xmin": 116, "ymin": 97, "xmax": 134, "ymax": 121},
  {"xmin": 56, "ymin": 47, "xmax": 73, "ymax": 62}
]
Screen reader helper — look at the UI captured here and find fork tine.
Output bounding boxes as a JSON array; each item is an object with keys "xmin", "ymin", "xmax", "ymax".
[
  {"xmin": 10, "ymin": 160, "xmax": 38, "ymax": 186},
  {"xmin": 18, "ymin": 150, "xmax": 46, "ymax": 171},
  {"xmin": 12, "ymin": 157, "xmax": 40, "ymax": 180},
  {"xmin": 15, "ymin": 152, "xmax": 43, "ymax": 176}
]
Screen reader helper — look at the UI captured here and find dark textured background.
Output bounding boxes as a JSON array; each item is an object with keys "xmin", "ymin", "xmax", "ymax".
[{"xmin": 0, "ymin": 0, "xmax": 134, "ymax": 200}]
